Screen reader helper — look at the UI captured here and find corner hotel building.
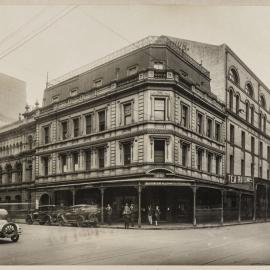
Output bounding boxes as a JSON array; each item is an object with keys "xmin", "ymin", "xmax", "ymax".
[{"xmin": 0, "ymin": 36, "xmax": 268, "ymax": 226}]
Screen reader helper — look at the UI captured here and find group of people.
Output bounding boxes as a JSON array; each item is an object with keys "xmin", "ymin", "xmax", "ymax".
[
  {"xmin": 105, "ymin": 203, "xmax": 161, "ymax": 228},
  {"xmin": 147, "ymin": 205, "xmax": 161, "ymax": 226}
]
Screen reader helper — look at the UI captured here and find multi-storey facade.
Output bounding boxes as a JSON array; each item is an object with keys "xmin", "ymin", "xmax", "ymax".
[
  {"xmin": 169, "ymin": 36, "xmax": 270, "ymax": 219},
  {"xmin": 0, "ymin": 106, "xmax": 36, "ymax": 214},
  {"xmin": 0, "ymin": 36, "xmax": 261, "ymax": 226}
]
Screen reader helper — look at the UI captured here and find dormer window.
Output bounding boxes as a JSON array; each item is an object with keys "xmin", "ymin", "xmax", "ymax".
[
  {"xmin": 153, "ymin": 61, "xmax": 164, "ymax": 70},
  {"xmin": 94, "ymin": 79, "xmax": 102, "ymax": 88},
  {"xmin": 52, "ymin": 95, "xmax": 59, "ymax": 103},
  {"xmin": 127, "ymin": 65, "xmax": 138, "ymax": 76},
  {"xmin": 70, "ymin": 88, "xmax": 78, "ymax": 97}
]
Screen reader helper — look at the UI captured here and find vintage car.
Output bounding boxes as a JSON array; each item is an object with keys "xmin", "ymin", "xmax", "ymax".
[
  {"xmin": 57, "ymin": 204, "xmax": 100, "ymax": 227},
  {"xmin": 25, "ymin": 205, "xmax": 62, "ymax": 225},
  {"xmin": 0, "ymin": 209, "xmax": 22, "ymax": 242}
]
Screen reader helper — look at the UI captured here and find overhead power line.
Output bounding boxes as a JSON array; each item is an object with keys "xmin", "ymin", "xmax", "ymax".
[
  {"xmin": 0, "ymin": 7, "xmax": 48, "ymax": 48},
  {"xmin": 0, "ymin": 5, "xmax": 78, "ymax": 62}
]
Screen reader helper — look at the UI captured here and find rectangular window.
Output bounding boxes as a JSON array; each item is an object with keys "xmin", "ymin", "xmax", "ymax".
[
  {"xmin": 73, "ymin": 152, "xmax": 79, "ymax": 171},
  {"xmin": 215, "ymin": 155, "xmax": 221, "ymax": 175},
  {"xmin": 124, "ymin": 103, "xmax": 132, "ymax": 125},
  {"xmin": 206, "ymin": 118, "xmax": 213, "ymax": 138},
  {"xmin": 123, "ymin": 142, "xmax": 131, "ymax": 165},
  {"xmin": 197, "ymin": 112, "xmax": 203, "ymax": 134},
  {"xmin": 241, "ymin": 131, "xmax": 245, "ymax": 150},
  {"xmin": 43, "ymin": 126, "xmax": 50, "ymax": 144},
  {"xmin": 230, "ymin": 155, "xmax": 234, "ymax": 175},
  {"xmin": 181, "ymin": 143, "xmax": 188, "ymax": 167},
  {"xmin": 181, "ymin": 104, "xmax": 189, "ymax": 128},
  {"xmin": 94, "ymin": 79, "xmax": 102, "ymax": 88},
  {"xmin": 259, "ymin": 141, "xmax": 263, "ymax": 159},
  {"xmin": 43, "ymin": 156, "xmax": 49, "ymax": 176},
  {"xmin": 73, "ymin": 118, "xmax": 79, "ymax": 137},
  {"xmin": 153, "ymin": 61, "xmax": 164, "ymax": 70},
  {"xmin": 127, "ymin": 66, "xmax": 138, "ymax": 76},
  {"xmin": 154, "ymin": 98, "xmax": 166, "ymax": 121},
  {"xmin": 268, "ymin": 169, "xmax": 270, "ymax": 180},
  {"xmin": 154, "ymin": 140, "xmax": 165, "ymax": 163},
  {"xmin": 197, "ymin": 149, "xmax": 203, "ymax": 171},
  {"xmin": 230, "ymin": 124, "xmax": 234, "ymax": 144},
  {"xmin": 98, "ymin": 147, "xmax": 105, "ymax": 168},
  {"xmin": 241, "ymin": 159, "xmax": 245, "ymax": 176},
  {"xmin": 268, "ymin": 146, "xmax": 270, "ymax": 163},
  {"xmin": 62, "ymin": 121, "xmax": 68, "ymax": 140},
  {"xmin": 62, "ymin": 154, "xmax": 67, "ymax": 173},
  {"xmin": 259, "ymin": 166, "xmax": 263, "ymax": 178},
  {"xmin": 207, "ymin": 152, "xmax": 212, "ymax": 173},
  {"xmin": 251, "ymin": 163, "xmax": 254, "ymax": 177},
  {"xmin": 85, "ymin": 150, "xmax": 91, "ymax": 170},
  {"xmin": 85, "ymin": 114, "xmax": 92, "ymax": 135},
  {"xmin": 251, "ymin": 137, "xmax": 255, "ymax": 154},
  {"xmin": 215, "ymin": 122, "xmax": 221, "ymax": 141},
  {"xmin": 98, "ymin": 110, "xmax": 106, "ymax": 131}
]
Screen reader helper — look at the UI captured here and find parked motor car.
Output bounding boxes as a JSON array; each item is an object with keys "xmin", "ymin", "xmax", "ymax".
[
  {"xmin": 57, "ymin": 204, "xmax": 100, "ymax": 227},
  {"xmin": 25, "ymin": 205, "xmax": 62, "ymax": 225},
  {"xmin": 0, "ymin": 209, "xmax": 22, "ymax": 242}
]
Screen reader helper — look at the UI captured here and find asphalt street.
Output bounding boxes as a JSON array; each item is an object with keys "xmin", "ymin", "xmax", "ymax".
[{"xmin": 1, "ymin": 222, "xmax": 270, "ymax": 265}]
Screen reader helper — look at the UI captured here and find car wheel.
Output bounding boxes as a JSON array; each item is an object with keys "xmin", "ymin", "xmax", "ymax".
[
  {"xmin": 25, "ymin": 216, "xmax": 33, "ymax": 225},
  {"xmin": 76, "ymin": 215, "xmax": 85, "ymax": 227},
  {"xmin": 2, "ymin": 223, "xmax": 17, "ymax": 238},
  {"xmin": 57, "ymin": 217, "xmax": 65, "ymax": 226},
  {"xmin": 46, "ymin": 216, "xmax": 52, "ymax": 226},
  {"xmin": 39, "ymin": 221, "xmax": 46, "ymax": 225},
  {"xmin": 11, "ymin": 234, "xmax": 19, "ymax": 242}
]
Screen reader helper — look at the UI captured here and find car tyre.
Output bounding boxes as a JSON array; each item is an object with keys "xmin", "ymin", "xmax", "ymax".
[
  {"xmin": 76, "ymin": 215, "xmax": 85, "ymax": 227},
  {"xmin": 25, "ymin": 215, "xmax": 33, "ymax": 225},
  {"xmin": 11, "ymin": 234, "xmax": 19, "ymax": 242},
  {"xmin": 2, "ymin": 223, "xmax": 17, "ymax": 238},
  {"xmin": 57, "ymin": 216, "xmax": 65, "ymax": 226}
]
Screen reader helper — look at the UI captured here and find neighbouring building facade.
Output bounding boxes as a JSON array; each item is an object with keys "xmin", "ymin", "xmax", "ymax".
[
  {"xmin": 0, "ymin": 73, "xmax": 26, "ymax": 126},
  {"xmin": 169, "ymin": 36, "xmax": 270, "ymax": 220},
  {"xmin": 0, "ymin": 35, "xmax": 267, "ymax": 226}
]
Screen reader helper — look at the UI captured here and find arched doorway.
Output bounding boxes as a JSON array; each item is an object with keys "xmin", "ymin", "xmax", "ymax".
[{"xmin": 39, "ymin": 193, "xmax": 50, "ymax": 206}]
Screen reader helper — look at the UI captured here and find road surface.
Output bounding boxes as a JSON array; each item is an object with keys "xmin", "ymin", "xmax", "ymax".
[{"xmin": 1, "ymin": 222, "xmax": 270, "ymax": 265}]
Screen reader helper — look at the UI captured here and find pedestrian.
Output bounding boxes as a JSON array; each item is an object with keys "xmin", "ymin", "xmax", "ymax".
[
  {"xmin": 106, "ymin": 203, "xmax": 112, "ymax": 225},
  {"xmin": 130, "ymin": 203, "xmax": 136, "ymax": 227},
  {"xmin": 147, "ymin": 205, "xmax": 153, "ymax": 225},
  {"xmin": 153, "ymin": 205, "xmax": 161, "ymax": 226},
  {"xmin": 122, "ymin": 203, "xmax": 131, "ymax": 229}
]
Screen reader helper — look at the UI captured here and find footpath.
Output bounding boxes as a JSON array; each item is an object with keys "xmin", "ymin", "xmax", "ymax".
[{"xmin": 13, "ymin": 218, "xmax": 267, "ymax": 230}]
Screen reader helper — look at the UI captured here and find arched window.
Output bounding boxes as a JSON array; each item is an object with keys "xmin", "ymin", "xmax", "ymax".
[
  {"xmin": 5, "ymin": 164, "xmax": 12, "ymax": 184},
  {"xmin": 263, "ymin": 115, "xmax": 267, "ymax": 133},
  {"xmin": 250, "ymin": 105, "xmax": 255, "ymax": 125},
  {"xmin": 259, "ymin": 112, "xmax": 262, "ymax": 130},
  {"xmin": 229, "ymin": 88, "xmax": 234, "ymax": 111},
  {"xmin": 245, "ymin": 101, "xmax": 250, "ymax": 122},
  {"xmin": 260, "ymin": 95, "xmax": 266, "ymax": 109},
  {"xmin": 28, "ymin": 135, "xmax": 33, "ymax": 150},
  {"xmin": 0, "ymin": 166, "xmax": 2, "ymax": 185},
  {"xmin": 236, "ymin": 94, "xmax": 240, "ymax": 114},
  {"xmin": 229, "ymin": 68, "xmax": 239, "ymax": 85},
  {"xmin": 15, "ymin": 162, "xmax": 22, "ymax": 183},
  {"xmin": 245, "ymin": 83, "xmax": 254, "ymax": 97}
]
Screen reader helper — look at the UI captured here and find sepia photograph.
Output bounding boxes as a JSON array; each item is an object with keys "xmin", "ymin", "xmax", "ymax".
[{"xmin": 1, "ymin": 0, "xmax": 270, "ymax": 266}]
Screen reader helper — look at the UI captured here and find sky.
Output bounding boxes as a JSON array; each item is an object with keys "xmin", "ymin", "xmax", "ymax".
[{"xmin": 0, "ymin": 4, "xmax": 270, "ymax": 106}]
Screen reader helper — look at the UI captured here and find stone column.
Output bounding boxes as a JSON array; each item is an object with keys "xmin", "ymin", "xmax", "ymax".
[
  {"xmin": 12, "ymin": 166, "xmax": 16, "ymax": 184},
  {"xmin": 72, "ymin": 188, "xmax": 76, "ymax": 206},
  {"xmin": 253, "ymin": 184, "xmax": 257, "ymax": 221},
  {"xmin": 266, "ymin": 185, "xmax": 268, "ymax": 221},
  {"xmin": 221, "ymin": 189, "xmax": 224, "ymax": 225},
  {"xmin": 138, "ymin": 183, "xmax": 142, "ymax": 228},
  {"xmin": 192, "ymin": 186, "xmax": 197, "ymax": 226},
  {"xmin": 100, "ymin": 188, "xmax": 105, "ymax": 224},
  {"xmin": 238, "ymin": 192, "xmax": 242, "ymax": 223},
  {"xmin": 22, "ymin": 159, "xmax": 27, "ymax": 182}
]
